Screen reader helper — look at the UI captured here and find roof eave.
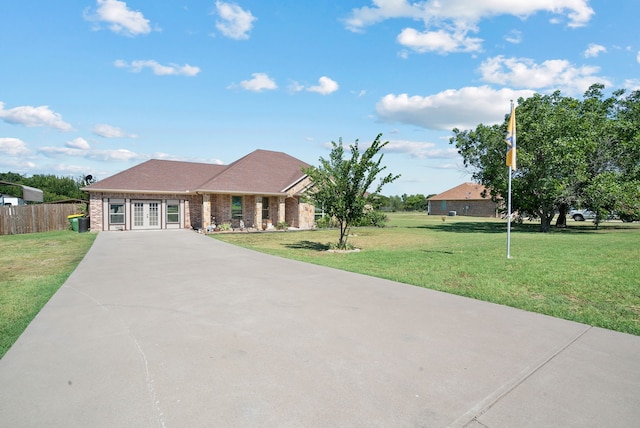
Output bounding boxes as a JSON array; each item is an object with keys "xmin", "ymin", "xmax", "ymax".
[
  {"xmin": 83, "ymin": 188, "xmax": 192, "ymax": 195},
  {"xmin": 194, "ymin": 189, "xmax": 286, "ymax": 196}
]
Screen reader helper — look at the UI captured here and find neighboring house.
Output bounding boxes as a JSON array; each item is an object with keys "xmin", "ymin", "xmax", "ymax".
[
  {"xmin": 428, "ymin": 182, "xmax": 500, "ymax": 217},
  {"xmin": 83, "ymin": 149, "xmax": 315, "ymax": 232}
]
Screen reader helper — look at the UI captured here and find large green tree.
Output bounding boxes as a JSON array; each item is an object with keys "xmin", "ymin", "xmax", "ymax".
[
  {"xmin": 0, "ymin": 172, "xmax": 93, "ymax": 202},
  {"xmin": 303, "ymin": 134, "xmax": 400, "ymax": 249},
  {"xmin": 451, "ymin": 84, "xmax": 640, "ymax": 232}
]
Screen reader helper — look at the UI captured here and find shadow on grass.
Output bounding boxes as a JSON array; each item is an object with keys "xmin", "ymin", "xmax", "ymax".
[
  {"xmin": 413, "ymin": 222, "xmax": 538, "ymax": 234},
  {"xmin": 414, "ymin": 221, "xmax": 639, "ymax": 234},
  {"xmin": 285, "ymin": 240, "xmax": 330, "ymax": 251}
]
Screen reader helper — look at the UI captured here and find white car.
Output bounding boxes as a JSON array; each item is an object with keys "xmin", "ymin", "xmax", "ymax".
[{"xmin": 569, "ymin": 209, "xmax": 596, "ymax": 221}]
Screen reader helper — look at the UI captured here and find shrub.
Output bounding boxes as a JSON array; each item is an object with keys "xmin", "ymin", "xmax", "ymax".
[
  {"xmin": 315, "ymin": 216, "xmax": 338, "ymax": 229},
  {"xmin": 353, "ymin": 210, "xmax": 388, "ymax": 227}
]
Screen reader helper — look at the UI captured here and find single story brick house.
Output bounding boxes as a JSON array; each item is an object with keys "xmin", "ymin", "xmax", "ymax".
[
  {"xmin": 428, "ymin": 182, "xmax": 500, "ymax": 217},
  {"xmin": 83, "ymin": 149, "xmax": 315, "ymax": 232}
]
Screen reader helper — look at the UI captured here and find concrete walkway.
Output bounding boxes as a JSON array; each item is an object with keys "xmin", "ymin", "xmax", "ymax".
[{"xmin": 1, "ymin": 230, "xmax": 638, "ymax": 427}]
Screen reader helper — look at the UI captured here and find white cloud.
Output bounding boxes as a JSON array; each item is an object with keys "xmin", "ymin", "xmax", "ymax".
[
  {"xmin": 505, "ymin": 30, "xmax": 522, "ymax": 44},
  {"xmin": 375, "ymin": 86, "xmax": 534, "ymax": 131},
  {"xmin": 287, "ymin": 77, "xmax": 339, "ymax": 95},
  {"xmin": 397, "ymin": 27, "xmax": 482, "ymax": 54},
  {"xmin": 637, "ymin": 50, "xmax": 640, "ymax": 63},
  {"xmin": 38, "ymin": 146, "xmax": 86, "ymax": 157},
  {"xmin": 346, "ymin": 0, "xmax": 594, "ymax": 31},
  {"xmin": 385, "ymin": 140, "xmax": 459, "ymax": 159},
  {"xmin": 0, "ymin": 137, "xmax": 31, "ymax": 156},
  {"xmin": 398, "ymin": 49, "xmax": 410, "ymax": 59},
  {"xmin": 288, "ymin": 80, "xmax": 305, "ymax": 93},
  {"xmin": 0, "ymin": 102, "xmax": 73, "ymax": 131},
  {"xmin": 66, "ymin": 137, "xmax": 91, "ymax": 150},
  {"xmin": 307, "ymin": 76, "xmax": 339, "ymax": 95},
  {"xmin": 93, "ymin": 123, "xmax": 137, "ymax": 138},
  {"xmin": 238, "ymin": 73, "xmax": 277, "ymax": 92},
  {"xmin": 478, "ymin": 55, "xmax": 611, "ymax": 94},
  {"xmin": 89, "ymin": 148, "xmax": 142, "ymax": 161},
  {"xmin": 214, "ymin": 1, "xmax": 256, "ymax": 40},
  {"xmin": 584, "ymin": 43, "xmax": 606, "ymax": 58},
  {"xmin": 345, "ymin": 0, "xmax": 593, "ymax": 54},
  {"xmin": 39, "ymin": 144, "xmax": 143, "ymax": 162},
  {"xmin": 84, "ymin": 0, "xmax": 153, "ymax": 37},
  {"xmin": 0, "ymin": 159, "xmax": 36, "ymax": 172},
  {"xmin": 114, "ymin": 59, "xmax": 200, "ymax": 76},
  {"xmin": 624, "ymin": 79, "xmax": 640, "ymax": 91}
]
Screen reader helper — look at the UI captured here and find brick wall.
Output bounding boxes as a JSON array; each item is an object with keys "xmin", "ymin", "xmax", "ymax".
[
  {"xmin": 285, "ymin": 197, "xmax": 298, "ymax": 227},
  {"xmin": 429, "ymin": 199, "xmax": 499, "ymax": 217},
  {"xmin": 211, "ymin": 194, "xmax": 230, "ymax": 226},
  {"xmin": 88, "ymin": 192, "xmax": 201, "ymax": 231}
]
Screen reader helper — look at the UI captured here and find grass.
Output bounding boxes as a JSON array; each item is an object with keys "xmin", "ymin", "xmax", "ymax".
[
  {"xmin": 212, "ymin": 213, "xmax": 640, "ymax": 336},
  {"xmin": 0, "ymin": 231, "xmax": 96, "ymax": 359},
  {"xmin": 1, "ymin": 215, "xmax": 638, "ymax": 361}
]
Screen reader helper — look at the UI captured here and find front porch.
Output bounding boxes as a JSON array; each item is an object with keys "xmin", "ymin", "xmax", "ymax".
[{"xmin": 201, "ymin": 194, "xmax": 315, "ymax": 231}]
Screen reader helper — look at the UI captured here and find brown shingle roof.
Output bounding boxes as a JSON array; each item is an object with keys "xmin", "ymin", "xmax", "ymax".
[
  {"xmin": 197, "ymin": 149, "xmax": 310, "ymax": 194},
  {"xmin": 429, "ymin": 182, "xmax": 492, "ymax": 201},
  {"xmin": 84, "ymin": 159, "xmax": 227, "ymax": 193},
  {"xmin": 84, "ymin": 150, "xmax": 310, "ymax": 195}
]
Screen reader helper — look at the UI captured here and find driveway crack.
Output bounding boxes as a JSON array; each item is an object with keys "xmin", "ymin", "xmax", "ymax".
[{"xmin": 450, "ymin": 325, "xmax": 593, "ymax": 427}]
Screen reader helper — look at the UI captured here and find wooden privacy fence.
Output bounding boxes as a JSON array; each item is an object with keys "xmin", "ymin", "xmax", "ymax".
[{"xmin": 0, "ymin": 203, "xmax": 84, "ymax": 235}]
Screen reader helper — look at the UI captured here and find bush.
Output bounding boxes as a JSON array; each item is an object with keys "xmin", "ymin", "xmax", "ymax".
[
  {"xmin": 315, "ymin": 216, "xmax": 338, "ymax": 229},
  {"xmin": 353, "ymin": 210, "xmax": 388, "ymax": 227}
]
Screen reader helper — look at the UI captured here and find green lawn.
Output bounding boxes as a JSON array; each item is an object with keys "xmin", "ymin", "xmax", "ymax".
[
  {"xmin": 213, "ymin": 213, "xmax": 640, "ymax": 336},
  {"xmin": 0, "ymin": 231, "xmax": 96, "ymax": 359},
  {"xmin": 1, "ymin": 215, "xmax": 638, "ymax": 361}
]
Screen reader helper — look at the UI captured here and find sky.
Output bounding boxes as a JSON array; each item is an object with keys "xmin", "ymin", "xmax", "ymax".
[{"xmin": 1, "ymin": 0, "xmax": 639, "ymax": 196}]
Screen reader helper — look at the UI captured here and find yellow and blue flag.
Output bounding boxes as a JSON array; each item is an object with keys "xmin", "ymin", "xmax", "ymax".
[{"xmin": 505, "ymin": 104, "xmax": 516, "ymax": 171}]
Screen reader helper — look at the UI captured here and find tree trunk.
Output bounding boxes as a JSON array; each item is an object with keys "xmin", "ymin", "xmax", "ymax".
[
  {"xmin": 555, "ymin": 204, "xmax": 568, "ymax": 228},
  {"xmin": 338, "ymin": 220, "xmax": 348, "ymax": 249},
  {"xmin": 540, "ymin": 210, "xmax": 554, "ymax": 232}
]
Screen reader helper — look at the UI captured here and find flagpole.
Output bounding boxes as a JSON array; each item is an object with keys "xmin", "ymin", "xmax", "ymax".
[
  {"xmin": 507, "ymin": 162, "xmax": 512, "ymax": 259},
  {"xmin": 506, "ymin": 100, "xmax": 514, "ymax": 259}
]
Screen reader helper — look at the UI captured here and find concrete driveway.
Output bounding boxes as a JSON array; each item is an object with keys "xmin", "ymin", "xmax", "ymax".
[{"xmin": 1, "ymin": 230, "xmax": 638, "ymax": 427}]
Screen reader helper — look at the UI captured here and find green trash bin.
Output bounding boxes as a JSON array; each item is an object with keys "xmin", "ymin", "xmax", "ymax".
[{"xmin": 67, "ymin": 214, "xmax": 83, "ymax": 232}]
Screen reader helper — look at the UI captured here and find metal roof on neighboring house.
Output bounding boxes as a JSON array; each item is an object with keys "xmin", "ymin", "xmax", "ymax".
[
  {"xmin": 0, "ymin": 181, "xmax": 43, "ymax": 202},
  {"xmin": 83, "ymin": 150, "xmax": 310, "ymax": 195},
  {"xmin": 429, "ymin": 182, "xmax": 495, "ymax": 201}
]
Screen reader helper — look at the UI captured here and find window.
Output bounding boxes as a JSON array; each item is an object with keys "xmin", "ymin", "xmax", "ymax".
[
  {"xmin": 109, "ymin": 203, "xmax": 125, "ymax": 224},
  {"xmin": 167, "ymin": 203, "xmax": 180, "ymax": 223},
  {"xmin": 231, "ymin": 196, "xmax": 243, "ymax": 219},
  {"xmin": 262, "ymin": 197, "xmax": 270, "ymax": 219}
]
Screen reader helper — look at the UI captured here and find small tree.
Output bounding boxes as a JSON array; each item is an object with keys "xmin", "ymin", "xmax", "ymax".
[{"xmin": 303, "ymin": 134, "xmax": 400, "ymax": 249}]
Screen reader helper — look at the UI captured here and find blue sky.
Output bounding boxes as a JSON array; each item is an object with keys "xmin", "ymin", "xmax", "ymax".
[{"xmin": 1, "ymin": 0, "xmax": 639, "ymax": 196}]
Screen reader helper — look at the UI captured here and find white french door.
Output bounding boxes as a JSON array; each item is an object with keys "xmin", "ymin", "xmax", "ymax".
[{"xmin": 132, "ymin": 200, "xmax": 161, "ymax": 229}]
